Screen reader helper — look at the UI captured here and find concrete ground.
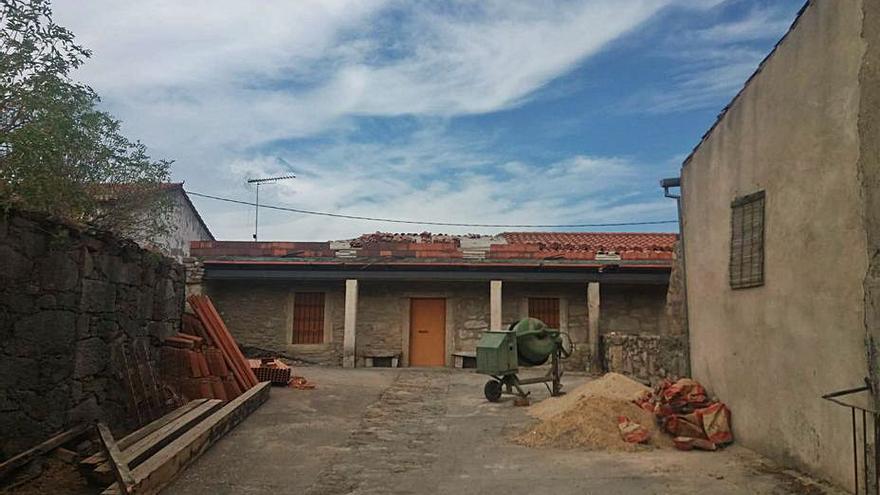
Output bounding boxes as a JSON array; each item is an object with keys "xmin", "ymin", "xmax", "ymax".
[{"xmin": 167, "ymin": 368, "xmax": 844, "ymax": 495}]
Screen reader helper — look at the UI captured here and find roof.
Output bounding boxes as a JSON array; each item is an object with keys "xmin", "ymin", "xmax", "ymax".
[
  {"xmin": 500, "ymin": 232, "xmax": 677, "ymax": 252},
  {"xmin": 682, "ymin": 1, "xmax": 811, "ymax": 167},
  {"xmin": 191, "ymin": 231, "xmax": 677, "ymax": 270},
  {"xmin": 92, "ymin": 182, "xmax": 215, "ymax": 240}
]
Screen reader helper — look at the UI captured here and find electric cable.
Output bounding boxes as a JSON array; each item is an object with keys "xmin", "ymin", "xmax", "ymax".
[{"xmin": 186, "ymin": 190, "xmax": 679, "ymax": 229}]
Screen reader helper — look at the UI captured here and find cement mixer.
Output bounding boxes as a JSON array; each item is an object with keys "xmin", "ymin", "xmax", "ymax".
[{"xmin": 476, "ymin": 318, "xmax": 573, "ymax": 402}]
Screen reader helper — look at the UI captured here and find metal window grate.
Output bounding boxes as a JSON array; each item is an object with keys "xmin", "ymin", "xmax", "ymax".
[
  {"xmin": 729, "ymin": 190, "xmax": 765, "ymax": 289},
  {"xmin": 292, "ymin": 292, "xmax": 325, "ymax": 344},
  {"xmin": 528, "ymin": 297, "xmax": 560, "ymax": 328}
]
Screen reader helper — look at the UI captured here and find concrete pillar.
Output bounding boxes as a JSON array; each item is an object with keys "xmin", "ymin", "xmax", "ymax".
[
  {"xmin": 343, "ymin": 279, "xmax": 358, "ymax": 368},
  {"xmin": 490, "ymin": 280, "xmax": 503, "ymax": 331},
  {"xmin": 588, "ymin": 282, "xmax": 601, "ymax": 373}
]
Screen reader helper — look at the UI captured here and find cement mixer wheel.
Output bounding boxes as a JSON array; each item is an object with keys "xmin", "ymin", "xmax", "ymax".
[{"xmin": 484, "ymin": 380, "xmax": 503, "ymax": 402}]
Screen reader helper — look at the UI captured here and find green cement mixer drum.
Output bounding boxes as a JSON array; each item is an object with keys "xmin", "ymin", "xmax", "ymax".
[
  {"xmin": 476, "ymin": 317, "xmax": 564, "ymax": 375},
  {"xmin": 476, "ymin": 317, "xmax": 572, "ymax": 402}
]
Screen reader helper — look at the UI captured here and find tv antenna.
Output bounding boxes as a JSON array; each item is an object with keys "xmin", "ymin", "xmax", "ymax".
[{"xmin": 247, "ymin": 174, "xmax": 296, "ymax": 241}]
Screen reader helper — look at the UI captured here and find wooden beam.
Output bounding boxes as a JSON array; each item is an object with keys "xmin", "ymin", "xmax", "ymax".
[
  {"xmin": 93, "ymin": 400, "xmax": 223, "ymax": 477},
  {"xmin": 103, "ymin": 382, "xmax": 270, "ymax": 495},
  {"xmin": 96, "ymin": 423, "xmax": 135, "ymax": 494},
  {"xmin": 0, "ymin": 424, "xmax": 89, "ymax": 481},
  {"xmin": 81, "ymin": 400, "xmax": 209, "ymax": 468}
]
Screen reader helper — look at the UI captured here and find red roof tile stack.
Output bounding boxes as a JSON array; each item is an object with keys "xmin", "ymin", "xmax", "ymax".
[{"xmin": 190, "ymin": 231, "xmax": 678, "ymax": 263}]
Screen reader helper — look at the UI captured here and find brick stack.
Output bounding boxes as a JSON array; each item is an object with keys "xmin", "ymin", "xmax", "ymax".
[
  {"xmin": 186, "ymin": 295, "xmax": 260, "ymax": 394},
  {"xmin": 159, "ymin": 326, "xmax": 241, "ymax": 402},
  {"xmin": 161, "ymin": 333, "xmax": 235, "ymax": 401}
]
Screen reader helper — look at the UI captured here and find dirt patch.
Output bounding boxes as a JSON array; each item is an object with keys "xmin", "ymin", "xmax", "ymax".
[
  {"xmin": 515, "ymin": 395, "xmax": 673, "ymax": 451},
  {"xmin": 0, "ymin": 458, "xmax": 95, "ymax": 495},
  {"xmin": 528, "ymin": 372, "xmax": 650, "ymax": 420}
]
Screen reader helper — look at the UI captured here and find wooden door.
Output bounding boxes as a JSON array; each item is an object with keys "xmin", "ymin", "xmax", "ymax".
[{"xmin": 409, "ymin": 298, "xmax": 446, "ymax": 367}]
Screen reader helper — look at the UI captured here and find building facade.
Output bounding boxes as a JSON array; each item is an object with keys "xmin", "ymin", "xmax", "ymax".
[
  {"xmin": 679, "ymin": 0, "xmax": 880, "ymax": 489},
  {"xmin": 188, "ymin": 232, "xmax": 684, "ymax": 378},
  {"xmin": 147, "ymin": 184, "xmax": 214, "ymax": 260}
]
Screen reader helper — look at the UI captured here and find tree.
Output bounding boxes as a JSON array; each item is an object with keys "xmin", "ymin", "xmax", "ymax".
[{"xmin": 0, "ymin": 0, "xmax": 172, "ymax": 241}]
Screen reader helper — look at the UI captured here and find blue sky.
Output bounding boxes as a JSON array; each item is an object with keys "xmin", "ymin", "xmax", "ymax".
[{"xmin": 54, "ymin": 0, "xmax": 805, "ymax": 241}]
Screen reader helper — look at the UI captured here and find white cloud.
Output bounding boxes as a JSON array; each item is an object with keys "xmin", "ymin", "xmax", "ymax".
[
  {"xmin": 54, "ymin": 0, "xmax": 701, "ymax": 150},
  {"xmin": 625, "ymin": 4, "xmax": 801, "ymax": 114},
  {"xmin": 200, "ymin": 134, "xmax": 676, "ymax": 241},
  {"xmin": 50, "ymin": 0, "xmax": 690, "ymax": 239}
]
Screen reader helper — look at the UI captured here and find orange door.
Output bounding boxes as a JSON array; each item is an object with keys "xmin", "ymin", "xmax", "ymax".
[{"xmin": 409, "ymin": 298, "xmax": 446, "ymax": 366}]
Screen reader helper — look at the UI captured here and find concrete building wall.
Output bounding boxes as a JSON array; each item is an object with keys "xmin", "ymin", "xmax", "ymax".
[
  {"xmin": 151, "ymin": 190, "xmax": 213, "ymax": 260},
  {"xmin": 681, "ymin": 1, "xmax": 869, "ymax": 487},
  {"xmin": 859, "ymin": 0, "xmax": 880, "ymax": 410}
]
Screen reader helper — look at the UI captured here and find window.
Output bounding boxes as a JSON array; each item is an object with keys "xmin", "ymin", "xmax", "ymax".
[
  {"xmin": 292, "ymin": 292, "xmax": 325, "ymax": 344},
  {"xmin": 729, "ymin": 190, "xmax": 765, "ymax": 289},
  {"xmin": 528, "ymin": 297, "xmax": 560, "ymax": 328}
]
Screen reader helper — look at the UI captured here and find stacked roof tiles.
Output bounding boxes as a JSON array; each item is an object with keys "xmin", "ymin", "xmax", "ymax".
[{"xmin": 191, "ymin": 231, "xmax": 677, "ymax": 264}]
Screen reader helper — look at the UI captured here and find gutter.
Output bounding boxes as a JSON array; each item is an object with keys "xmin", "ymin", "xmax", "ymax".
[{"xmin": 198, "ymin": 259, "xmax": 673, "ymax": 270}]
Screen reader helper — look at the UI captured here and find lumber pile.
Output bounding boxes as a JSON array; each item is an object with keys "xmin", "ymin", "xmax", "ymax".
[
  {"xmin": 81, "ymin": 383, "xmax": 270, "ymax": 495},
  {"xmin": 161, "ymin": 296, "xmax": 259, "ymax": 402},
  {"xmin": 0, "ymin": 424, "xmax": 90, "ymax": 483}
]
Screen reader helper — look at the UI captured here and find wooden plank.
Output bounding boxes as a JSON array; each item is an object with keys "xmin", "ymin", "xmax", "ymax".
[
  {"xmin": 96, "ymin": 423, "xmax": 135, "ymax": 494},
  {"xmin": 0, "ymin": 424, "xmax": 89, "ymax": 481},
  {"xmin": 189, "ymin": 296, "xmax": 251, "ymax": 391},
  {"xmin": 102, "ymin": 382, "xmax": 271, "ymax": 495},
  {"xmin": 93, "ymin": 400, "xmax": 223, "ymax": 476},
  {"xmin": 81, "ymin": 400, "xmax": 209, "ymax": 467},
  {"xmin": 198, "ymin": 295, "xmax": 258, "ymax": 386}
]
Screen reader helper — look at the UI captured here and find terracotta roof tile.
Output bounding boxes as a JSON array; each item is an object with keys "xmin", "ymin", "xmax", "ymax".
[
  {"xmin": 191, "ymin": 231, "xmax": 678, "ymax": 265},
  {"xmin": 501, "ymin": 232, "xmax": 678, "ymax": 252}
]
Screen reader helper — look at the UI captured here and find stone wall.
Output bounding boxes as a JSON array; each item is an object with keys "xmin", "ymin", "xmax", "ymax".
[
  {"xmin": 202, "ymin": 278, "xmax": 671, "ymax": 372},
  {"xmin": 664, "ymin": 242, "xmax": 688, "ymax": 337},
  {"xmin": 602, "ymin": 332, "xmax": 688, "ymax": 384},
  {"xmin": 0, "ymin": 210, "xmax": 184, "ymax": 460},
  {"xmin": 600, "ymin": 284, "xmax": 668, "ymax": 335},
  {"xmin": 204, "ymin": 280, "xmax": 345, "ymax": 366}
]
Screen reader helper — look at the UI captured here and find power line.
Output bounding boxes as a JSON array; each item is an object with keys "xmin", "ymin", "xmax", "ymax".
[{"xmin": 186, "ymin": 190, "xmax": 679, "ymax": 229}]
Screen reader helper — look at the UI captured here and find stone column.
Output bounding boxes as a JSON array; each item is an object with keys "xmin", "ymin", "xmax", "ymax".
[
  {"xmin": 490, "ymin": 280, "xmax": 503, "ymax": 331},
  {"xmin": 588, "ymin": 282, "xmax": 601, "ymax": 372},
  {"xmin": 343, "ymin": 279, "xmax": 358, "ymax": 368},
  {"xmin": 182, "ymin": 257, "xmax": 204, "ymax": 298}
]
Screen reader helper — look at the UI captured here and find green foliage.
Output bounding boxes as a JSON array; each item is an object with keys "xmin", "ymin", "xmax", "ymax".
[{"xmin": 0, "ymin": 0, "xmax": 172, "ymax": 242}]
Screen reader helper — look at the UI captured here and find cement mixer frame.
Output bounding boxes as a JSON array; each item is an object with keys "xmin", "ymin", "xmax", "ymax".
[{"xmin": 476, "ymin": 318, "xmax": 574, "ymax": 402}]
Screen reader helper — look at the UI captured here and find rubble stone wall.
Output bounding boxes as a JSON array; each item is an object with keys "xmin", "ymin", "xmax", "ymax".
[
  {"xmin": 602, "ymin": 332, "xmax": 688, "ymax": 384},
  {"xmin": 0, "ymin": 210, "xmax": 184, "ymax": 461},
  {"xmin": 202, "ymin": 278, "xmax": 674, "ymax": 374},
  {"xmin": 204, "ymin": 280, "xmax": 345, "ymax": 366}
]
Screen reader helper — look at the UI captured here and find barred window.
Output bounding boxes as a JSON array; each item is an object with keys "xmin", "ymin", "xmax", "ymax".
[
  {"xmin": 729, "ymin": 191, "xmax": 765, "ymax": 289},
  {"xmin": 528, "ymin": 297, "xmax": 560, "ymax": 328},
  {"xmin": 292, "ymin": 292, "xmax": 325, "ymax": 344}
]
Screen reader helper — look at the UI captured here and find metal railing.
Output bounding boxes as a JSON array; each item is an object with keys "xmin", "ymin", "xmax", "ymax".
[{"xmin": 823, "ymin": 381, "xmax": 879, "ymax": 494}]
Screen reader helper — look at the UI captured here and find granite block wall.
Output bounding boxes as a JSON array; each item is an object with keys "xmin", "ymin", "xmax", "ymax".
[{"xmin": 0, "ymin": 210, "xmax": 184, "ymax": 460}]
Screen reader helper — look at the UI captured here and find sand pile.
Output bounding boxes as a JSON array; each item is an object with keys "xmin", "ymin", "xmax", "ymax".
[
  {"xmin": 516, "ymin": 373, "xmax": 673, "ymax": 451},
  {"xmin": 528, "ymin": 372, "xmax": 650, "ymax": 420},
  {"xmin": 515, "ymin": 395, "xmax": 672, "ymax": 451}
]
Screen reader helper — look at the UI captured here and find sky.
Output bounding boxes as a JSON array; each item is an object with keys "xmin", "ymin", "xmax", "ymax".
[{"xmin": 53, "ymin": 0, "xmax": 806, "ymax": 241}]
